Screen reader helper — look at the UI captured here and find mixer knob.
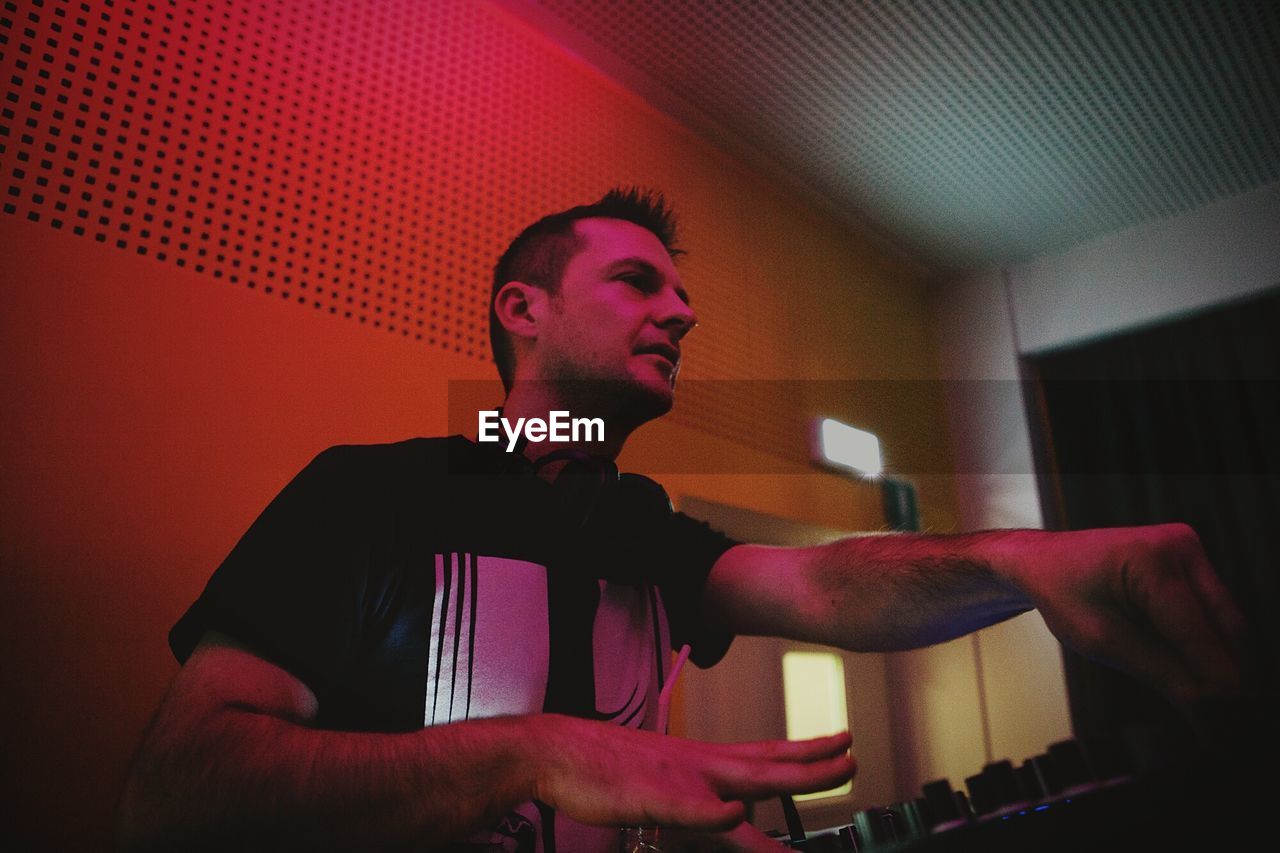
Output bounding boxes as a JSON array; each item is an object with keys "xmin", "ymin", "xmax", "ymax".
[
  {"xmin": 964, "ymin": 771, "xmax": 993, "ymax": 815},
  {"xmin": 965, "ymin": 759, "xmax": 1025, "ymax": 815},
  {"xmin": 953, "ymin": 790, "xmax": 973, "ymax": 821},
  {"xmin": 851, "ymin": 806, "xmax": 898, "ymax": 846},
  {"xmin": 1018, "ymin": 755, "xmax": 1054, "ymax": 800},
  {"xmin": 1048, "ymin": 739, "xmax": 1093, "ymax": 789},
  {"xmin": 886, "ymin": 799, "xmax": 926, "ymax": 842},
  {"xmin": 920, "ymin": 779, "xmax": 969, "ymax": 829}
]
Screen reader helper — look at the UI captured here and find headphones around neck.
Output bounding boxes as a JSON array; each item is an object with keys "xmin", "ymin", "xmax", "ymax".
[
  {"xmin": 533, "ymin": 447, "xmax": 673, "ymax": 544},
  {"xmin": 472, "ymin": 438, "xmax": 674, "ymax": 581}
]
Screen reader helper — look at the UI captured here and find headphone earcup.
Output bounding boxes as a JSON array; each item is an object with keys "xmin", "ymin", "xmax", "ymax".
[
  {"xmin": 612, "ymin": 473, "xmax": 674, "ymax": 532},
  {"xmin": 483, "ymin": 443, "xmax": 674, "ymax": 582}
]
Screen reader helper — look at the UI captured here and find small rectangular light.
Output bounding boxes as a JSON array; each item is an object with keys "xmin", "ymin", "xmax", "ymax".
[
  {"xmin": 818, "ymin": 417, "xmax": 882, "ymax": 477},
  {"xmin": 782, "ymin": 651, "xmax": 852, "ymax": 801}
]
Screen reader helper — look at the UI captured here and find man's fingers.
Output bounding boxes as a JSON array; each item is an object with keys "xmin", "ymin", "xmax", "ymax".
[
  {"xmin": 703, "ymin": 732, "xmax": 855, "ymax": 800},
  {"xmin": 713, "ymin": 820, "xmax": 792, "ymax": 852},
  {"xmin": 1141, "ymin": 572, "xmax": 1244, "ymax": 699},
  {"xmin": 629, "ymin": 744, "xmax": 851, "ymax": 832},
  {"xmin": 538, "ymin": 719, "xmax": 853, "ymax": 833},
  {"xmin": 1086, "ymin": 613, "xmax": 1201, "ymax": 703},
  {"xmin": 1186, "ymin": 556, "xmax": 1253, "ymax": 682},
  {"xmin": 649, "ymin": 794, "xmax": 747, "ymax": 833},
  {"xmin": 715, "ymin": 731, "xmax": 852, "ymax": 762},
  {"xmin": 622, "ymin": 733, "xmax": 853, "ymax": 831},
  {"xmin": 1144, "ymin": 525, "xmax": 1251, "ymax": 698},
  {"xmin": 711, "ymin": 751, "xmax": 857, "ymax": 801}
]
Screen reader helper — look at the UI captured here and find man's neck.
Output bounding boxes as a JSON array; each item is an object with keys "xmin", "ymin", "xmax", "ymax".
[{"xmin": 498, "ymin": 382, "xmax": 637, "ymax": 465}]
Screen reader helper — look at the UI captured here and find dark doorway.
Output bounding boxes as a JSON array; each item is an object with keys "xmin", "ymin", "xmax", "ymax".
[{"xmin": 1024, "ymin": 287, "xmax": 1279, "ymax": 759}]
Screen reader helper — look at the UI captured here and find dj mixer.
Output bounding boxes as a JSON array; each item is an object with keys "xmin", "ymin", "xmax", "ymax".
[{"xmin": 770, "ymin": 725, "xmax": 1279, "ymax": 852}]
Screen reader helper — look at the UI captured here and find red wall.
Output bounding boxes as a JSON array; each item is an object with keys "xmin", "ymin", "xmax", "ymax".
[{"xmin": 0, "ymin": 2, "xmax": 949, "ymax": 847}]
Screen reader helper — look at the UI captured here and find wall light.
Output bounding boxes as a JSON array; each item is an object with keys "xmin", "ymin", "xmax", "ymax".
[{"xmin": 817, "ymin": 417, "xmax": 882, "ymax": 478}]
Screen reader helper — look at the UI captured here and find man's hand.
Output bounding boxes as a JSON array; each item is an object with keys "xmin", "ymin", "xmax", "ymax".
[
  {"xmin": 530, "ymin": 716, "xmax": 854, "ymax": 832},
  {"xmin": 121, "ymin": 632, "xmax": 854, "ymax": 850},
  {"xmin": 997, "ymin": 523, "xmax": 1252, "ymax": 704}
]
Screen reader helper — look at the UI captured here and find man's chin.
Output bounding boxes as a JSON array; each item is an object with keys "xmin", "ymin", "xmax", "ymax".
[
  {"xmin": 555, "ymin": 377, "xmax": 673, "ymax": 422},
  {"xmin": 621, "ymin": 376, "xmax": 675, "ymax": 422}
]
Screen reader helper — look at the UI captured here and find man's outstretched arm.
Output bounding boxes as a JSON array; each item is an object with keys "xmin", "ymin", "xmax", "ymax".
[
  {"xmin": 117, "ymin": 631, "xmax": 854, "ymax": 851},
  {"xmin": 703, "ymin": 523, "xmax": 1251, "ymax": 704}
]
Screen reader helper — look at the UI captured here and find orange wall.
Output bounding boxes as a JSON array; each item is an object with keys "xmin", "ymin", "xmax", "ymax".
[{"xmin": 0, "ymin": 1, "xmax": 950, "ymax": 847}]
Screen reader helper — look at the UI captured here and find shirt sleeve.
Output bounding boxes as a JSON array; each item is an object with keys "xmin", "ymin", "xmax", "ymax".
[
  {"xmin": 169, "ymin": 445, "xmax": 382, "ymax": 699},
  {"xmin": 658, "ymin": 511, "xmax": 741, "ymax": 669}
]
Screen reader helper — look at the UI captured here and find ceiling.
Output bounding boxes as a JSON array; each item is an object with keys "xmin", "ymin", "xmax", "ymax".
[{"xmin": 497, "ymin": 0, "xmax": 1280, "ymax": 275}]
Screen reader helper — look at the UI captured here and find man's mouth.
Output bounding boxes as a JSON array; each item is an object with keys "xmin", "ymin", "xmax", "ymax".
[{"xmin": 635, "ymin": 343, "xmax": 680, "ymax": 368}]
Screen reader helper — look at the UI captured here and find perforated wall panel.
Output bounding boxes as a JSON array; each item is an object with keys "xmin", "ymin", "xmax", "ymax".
[{"xmin": 0, "ymin": 0, "xmax": 731, "ymax": 361}]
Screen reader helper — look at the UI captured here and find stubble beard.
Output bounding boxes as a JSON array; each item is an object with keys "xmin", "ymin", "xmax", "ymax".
[{"xmin": 547, "ymin": 358, "xmax": 675, "ymax": 434}]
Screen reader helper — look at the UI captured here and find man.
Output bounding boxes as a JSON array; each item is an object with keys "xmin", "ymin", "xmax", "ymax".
[{"xmin": 118, "ymin": 188, "xmax": 1251, "ymax": 852}]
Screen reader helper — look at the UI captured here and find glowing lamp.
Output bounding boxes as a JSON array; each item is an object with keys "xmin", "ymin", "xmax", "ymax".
[{"xmin": 817, "ymin": 417, "xmax": 882, "ymax": 478}]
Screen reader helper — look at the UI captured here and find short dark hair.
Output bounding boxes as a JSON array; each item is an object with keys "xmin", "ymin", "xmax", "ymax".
[{"xmin": 488, "ymin": 186, "xmax": 683, "ymax": 392}]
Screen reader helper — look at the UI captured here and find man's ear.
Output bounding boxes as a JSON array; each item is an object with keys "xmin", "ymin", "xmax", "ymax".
[{"xmin": 492, "ymin": 281, "xmax": 548, "ymax": 341}]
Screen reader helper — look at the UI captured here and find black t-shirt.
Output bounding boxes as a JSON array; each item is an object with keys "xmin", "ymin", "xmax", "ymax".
[{"xmin": 170, "ymin": 436, "xmax": 739, "ymax": 850}]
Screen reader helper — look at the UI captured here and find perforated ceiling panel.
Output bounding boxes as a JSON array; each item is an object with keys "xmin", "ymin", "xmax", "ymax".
[{"xmin": 511, "ymin": 0, "xmax": 1280, "ymax": 270}]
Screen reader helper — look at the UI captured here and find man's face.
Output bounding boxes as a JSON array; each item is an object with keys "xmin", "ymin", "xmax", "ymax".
[{"xmin": 532, "ymin": 217, "xmax": 697, "ymax": 419}]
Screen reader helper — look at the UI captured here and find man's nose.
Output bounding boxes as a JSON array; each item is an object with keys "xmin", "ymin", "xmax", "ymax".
[{"xmin": 657, "ymin": 290, "xmax": 698, "ymax": 338}]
